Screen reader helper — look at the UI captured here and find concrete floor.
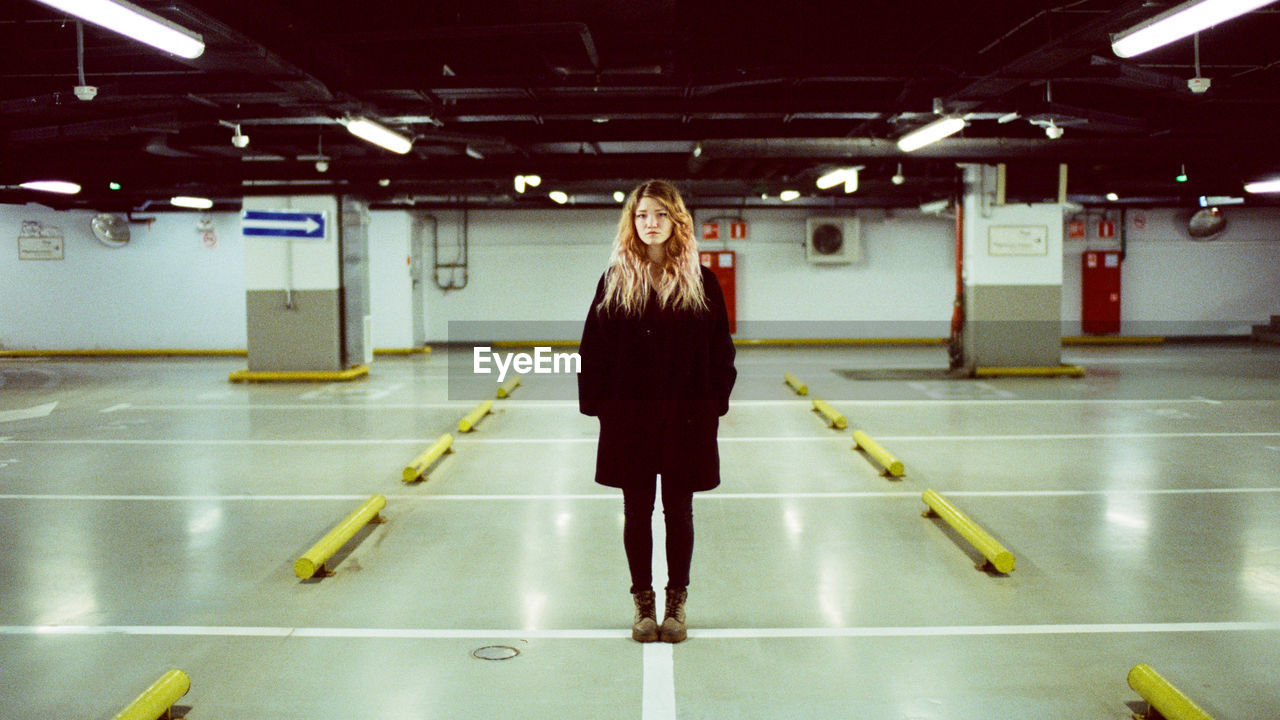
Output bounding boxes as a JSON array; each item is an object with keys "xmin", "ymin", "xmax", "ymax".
[{"xmin": 1, "ymin": 342, "xmax": 1278, "ymax": 719}]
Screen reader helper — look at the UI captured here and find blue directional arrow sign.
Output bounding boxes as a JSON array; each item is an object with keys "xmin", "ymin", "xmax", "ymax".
[{"xmin": 241, "ymin": 209, "xmax": 327, "ymax": 239}]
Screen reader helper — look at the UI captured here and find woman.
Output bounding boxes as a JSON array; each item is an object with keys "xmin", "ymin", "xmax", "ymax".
[{"xmin": 578, "ymin": 179, "xmax": 736, "ymax": 643}]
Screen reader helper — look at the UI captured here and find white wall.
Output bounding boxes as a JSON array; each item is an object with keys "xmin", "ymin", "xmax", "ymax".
[
  {"xmin": 0, "ymin": 203, "xmax": 245, "ymax": 350},
  {"xmin": 2, "ymin": 200, "xmax": 1278, "ymax": 350},
  {"xmin": 1061, "ymin": 207, "xmax": 1280, "ymax": 335}
]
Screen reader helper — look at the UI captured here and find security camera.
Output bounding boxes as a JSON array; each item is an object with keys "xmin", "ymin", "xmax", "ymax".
[
  {"xmin": 315, "ymin": 158, "xmax": 329, "ymax": 173},
  {"xmin": 1187, "ymin": 77, "xmax": 1211, "ymax": 94},
  {"xmin": 74, "ymin": 85, "xmax": 97, "ymax": 101}
]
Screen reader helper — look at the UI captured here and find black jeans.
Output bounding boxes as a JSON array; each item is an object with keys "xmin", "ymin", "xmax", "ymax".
[{"xmin": 622, "ymin": 477, "xmax": 694, "ymax": 594}]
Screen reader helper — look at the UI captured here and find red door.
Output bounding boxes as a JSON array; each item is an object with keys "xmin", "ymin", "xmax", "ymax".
[
  {"xmin": 699, "ymin": 250, "xmax": 737, "ymax": 334},
  {"xmin": 1082, "ymin": 251, "xmax": 1121, "ymax": 334}
]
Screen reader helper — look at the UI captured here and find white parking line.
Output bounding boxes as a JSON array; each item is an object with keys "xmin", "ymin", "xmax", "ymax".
[
  {"xmin": 643, "ymin": 643, "xmax": 676, "ymax": 720},
  {"xmin": 6, "ymin": 431, "xmax": 1280, "ymax": 446},
  {"xmin": 1, "ymin": 488, "xmax": 1276, "ymax": 503},
  {"xmin": 97, "ymin": 397, "xmax": 1251, "ymax": 411},
  {"xmin": 1, "ymin": 620, "xmax": 1276, "ymax": 640}
]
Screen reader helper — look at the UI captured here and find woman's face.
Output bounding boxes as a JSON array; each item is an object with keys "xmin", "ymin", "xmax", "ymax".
[{"xmin": 634, "ymin": 196, "xmax": 674, "ymax": 248}]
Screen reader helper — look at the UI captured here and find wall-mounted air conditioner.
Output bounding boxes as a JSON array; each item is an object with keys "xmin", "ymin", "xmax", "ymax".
[{"xmin": 805, "ymin": 217, "xmax": 860, "ymax": 264}]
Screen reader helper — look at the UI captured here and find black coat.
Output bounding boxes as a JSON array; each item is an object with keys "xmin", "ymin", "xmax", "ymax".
[{"xmin": 577, "ymin": 265, "xmax": 736, "ymax": 492}]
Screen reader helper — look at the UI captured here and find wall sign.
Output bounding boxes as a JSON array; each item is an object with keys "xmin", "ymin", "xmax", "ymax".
[
  {"xmin": 988, "ymin": 225, "xmax": 1048, "ymax": 256},
  {"xmin": 241, "ymin": 209, "xmax": 327, "ymax": 239},
  {"xmin": 17, "ymin": 221, "xmax": 64, "ymax": 261}
]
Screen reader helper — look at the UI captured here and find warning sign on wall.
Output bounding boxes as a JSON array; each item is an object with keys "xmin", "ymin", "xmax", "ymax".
[
  {"xmin": 729, "ymin": 221, "xmax": 748, "ymax": 239},
  {"xmin": 702, "ymin": 222, "xmax": 720, "ymax": 240}
]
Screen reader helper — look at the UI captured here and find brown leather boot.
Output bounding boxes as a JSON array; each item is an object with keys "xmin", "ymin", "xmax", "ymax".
[
  {"xmin": 632, "ymin": 590, "xmax": 659, "ymax": 642},
  {"xmin": 659, "ymin": 586, "xmax": 687, "ymax": 643}
]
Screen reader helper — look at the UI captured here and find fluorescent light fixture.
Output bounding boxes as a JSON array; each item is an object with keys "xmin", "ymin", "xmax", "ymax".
[
  {"xmin": 897, "ymin": 115, "xmax": 966, "ymax": 152},
  {"xmin": 465, "ymin": 145, "xmax": 484, "ymax": 160},
  {"xmin": 514, "ymin": 175, "xmax": 541, "ymax": 194},
  {"xmin": 779, "ymin": 190, "xmax": 801, "ymax": 202},
  {"xmin": 548, "ymin": 191, "xmax": 569, "ymax": 204},
  {"xmin": 19, "ymin": 180, "xmax": 81, "ymax": 194},
  {"xmin": 919, "ymin": 198, "xmax": 950, "ymax": 215},
  {"xmin": 170, "ymin": 195, "xmax": 212, "ymax": 209},
  {"xmin": 1111, "ymin": 0, "xmax": 1278, "ymax": 58},
  {"xmin": 1202, "ymin": 194, "xmax": 1245, "ymax": 204},
  {"xmin": 815, "ymin": 167, "xmax": 859, "ymax": 190},
  {"xmin": 342, "ymin": 117, "xmax": 413, "ymax": 154},
  {"xmin": 1244, "ymin": 178, "xmax": 1280, "ymax": 193},
  {"xmin": 33, "ymin": 0, "xmax": 205, "ymax": 58},
  {"xmin": 997, "ymin": 111, "xmax": 1021, "ymax": 124}
]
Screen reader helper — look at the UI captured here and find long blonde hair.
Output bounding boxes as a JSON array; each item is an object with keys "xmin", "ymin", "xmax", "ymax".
[{"xmin": 600, "ymin": 180, "xmax": 707, "ymax": 315}]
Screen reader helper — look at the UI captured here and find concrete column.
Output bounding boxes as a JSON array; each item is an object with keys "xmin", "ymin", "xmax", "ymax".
[
  {"xmin": 243, "ymin": 195, "xmax": 347, "ymax": 372},
  {"xmin": 339, "ymin": 197, "xmax": 372, "ymax": 367},
  {"xmin": 960, "ymin": 165, "xmax": 1066, "ymax": 370}
]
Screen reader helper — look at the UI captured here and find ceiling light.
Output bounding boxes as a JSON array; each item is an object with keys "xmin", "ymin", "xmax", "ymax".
[
  {"xmin": 1244, "ymin": 178, "xmax": 1280, "ymax": 193},
  {"xmin": 19, "ymin": 180, "xmax": 81, "ymax": 194},
  {"xmin": 342, "ymin": 117, "xmax": 413, "ymax": 154},
  {"xmin": 1111, "ymin": 0, "xmax": 1278, "ymax": 58},
  {"xmin": 919, "ymin": 199, "xmax": 950, "ymax": 215},
  {"xmin": 108, "ymin": 181, "xmax": 122, "ymax": 190},
  {"xmin": 378, "ymin": 178, "xmax": 391, "ymax": 187},
  {"xmin": 779, "ymin": 190, "xmax": 800, "ymax": 202},
  {"xmin": 897, "ymin": 115, "xmax": 966, "ymax": 152},
  {"xmin": 514, "ymin": 175, "xmax": 540, "ymax": 194},
  {"xmin": 170, "ymin": 195, "xmax": 212, "ymax": 209},
  {"xmin": 997, "ymin": 111, "xmax": 1021, "ymax": 124},
  {"xmin": 815, "ymin": 167, "xmax": 858, "ymax": 190},
  {"xmin": 1176, "ymin": 164, "xmax": 1189, "ymax": 182},
  {"xmin": 693, "ymin": 143, "xmax": 703, "ymax": 158},
  {"xmin": 891, "ymin": 163, "xmax": 905, "ymax": 185},
  {"xmin": 33, "ymin": 0, "xmax": 205, "ymax": 58},
  {"xmin": 549, "ymin": 191, "xmax": 569, "ymax": 204},
  {"xmin": 1106, "ymin": 192, "xmax": 1120, "ymax": 201},
  {"xmin": 613, "ymin": 191, "xmax": 625, "ymax": 202},
  {"xmin": 465, "ymin": 145, "xmax": 484, "ymax": 160},
  {"xmin": 1044, "ymin": 120, "xmax": 1064, "ymax": 139},
  {"xmin": 314, "ymin": 158, "xmax": 329, "ymax": 173}
]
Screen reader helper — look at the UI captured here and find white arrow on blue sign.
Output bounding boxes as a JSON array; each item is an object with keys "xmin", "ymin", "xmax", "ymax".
[{"xmin": 241, "ymin": 209, "xmax": 327, "ymax": 239}]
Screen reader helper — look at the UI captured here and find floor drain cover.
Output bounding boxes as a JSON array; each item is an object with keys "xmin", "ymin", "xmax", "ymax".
[{"xmin": 472, "ymin": 645, "xmax": 520, "ymax": 661}]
